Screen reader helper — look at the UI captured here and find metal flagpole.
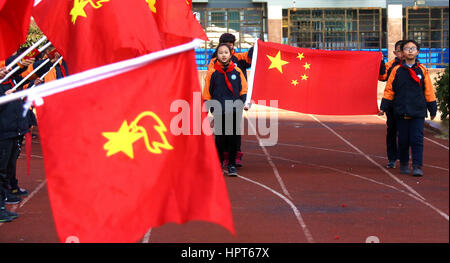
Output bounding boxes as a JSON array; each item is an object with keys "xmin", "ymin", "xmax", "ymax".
[
  {"xmin": 244, "ymin": 38, "xmax": 259, "ymax": 109},
  {"xmin": 3, "ymin": 36, "xmax": 47, "ymax": 71},
  {"xmin": 1, "ymin": 41, "xmax": 52, "ymax": 83},
  {"xmin": 0, "ymin": 39, "xmax": 203, "ymax": 107},
  {"xmin": 11, "ymin": 58, "xmax": 51, "ymax": 92}
]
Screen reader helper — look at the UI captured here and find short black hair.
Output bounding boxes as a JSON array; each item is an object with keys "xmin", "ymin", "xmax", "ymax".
[
  {"xmin": 401, "ymin": 40, "xmax": 420, "ymax": 51},
  {"xmin": 219, "ymin": 33, "xmax": 236, "ymax": 44},
  {"xmin": 394, "ymin": 40, "xmax": 404, "ymax": 50}
]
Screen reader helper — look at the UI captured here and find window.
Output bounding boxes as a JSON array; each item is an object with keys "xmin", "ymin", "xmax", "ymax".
[
  {"xmin": 284, "ymin": 8, "xmax": 383, "ymax": 51},
  {"xmin": 406, "ymin": 7, "xmax": 449, "ymax": 68},
  {"xmin": 193, "ymin": 7, "xmax": 266, "ymax": 70}
]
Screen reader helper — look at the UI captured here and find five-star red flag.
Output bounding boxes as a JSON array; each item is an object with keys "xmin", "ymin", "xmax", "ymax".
[
  {"xmin": 251, "ymin": 40, "xmax": 381, "ymax": 115},
  {"xmin": 0, "ymin": 0, "xmax": 34, "ymax": 60},
  {"xmin": 152, "ymin": 0, "xmax": 208, "ymax": 47},
  {"xmin": 32, "ymin": 0, "xmax": 164, "ymax": 74},
  {"xmin": 36, "ymin": 51, "xmax": 234, "ymax": 242}
]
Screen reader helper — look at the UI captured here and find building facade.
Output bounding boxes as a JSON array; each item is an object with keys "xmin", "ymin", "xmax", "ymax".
[{"xmin": 193, "ymin": 0, "xmax": 449, "ymax": 69}]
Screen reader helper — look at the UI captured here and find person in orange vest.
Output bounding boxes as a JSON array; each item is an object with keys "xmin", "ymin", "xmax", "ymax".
[
  {"xmin": 208, "ymin": 33, "xmax": 253, "ymax": 168},
  {"xmin": 379, "ymin": 40, "xmax": 437, "ymax": 177},
  {"xmin": 203, "ymin": 43, "xmax": 248, "ymax": 176},
  {"xmin": 379, "ymin": 40, "xmax": 404, "ymax": 169}
]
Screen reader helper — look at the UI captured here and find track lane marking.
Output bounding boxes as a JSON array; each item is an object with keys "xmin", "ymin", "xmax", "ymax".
[
  {"xmin": 244, "ymin": 112, "xmax": 293, "ymax": 199},
  {"xmin": 308, "ymin": 114, "xmax": 426, "ymax": 200},
  {"xmin": 247, "ymin": 152, "xmax": 449, "ymax": 221}
]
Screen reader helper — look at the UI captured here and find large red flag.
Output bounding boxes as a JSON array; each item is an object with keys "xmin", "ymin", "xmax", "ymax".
[
  {"xmin": 251, "ymin": 40, "xmax": 381, "ymax": 115},
  {"xmin": 35, "ymin": 51, "xmax": 234, "ymax": 242},
  {"xmin": 0, "ymin": 0, "xmax": 34, "ymax": 60},
  {"xmin": 151, "ymin": 0, "xmax": 208, "ymax": 47},
  {"xmin": 32, "ymin": 0, "xmax": 164, "ymax": 74}
]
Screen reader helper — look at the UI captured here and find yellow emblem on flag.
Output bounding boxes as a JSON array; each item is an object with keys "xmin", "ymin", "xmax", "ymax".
[
  {"xmin": 146, "ymin": 0, "xmax": 156, "ymax": 13},
  {"xmin": 102, "ymin": 111, "xmax": 173, "ymax": 159},
  {"xmin": 70, "ymin": 0, "xmax": 110, "ymax": 24},
  {"xmin": 267, "ymin": 51, "xmax": 289, "ymax": 74}
]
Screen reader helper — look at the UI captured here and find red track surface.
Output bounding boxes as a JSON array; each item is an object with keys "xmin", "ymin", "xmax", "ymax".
[{"xmin": 0, "ymin": 108, "xmax": 448, "ymax": 243}]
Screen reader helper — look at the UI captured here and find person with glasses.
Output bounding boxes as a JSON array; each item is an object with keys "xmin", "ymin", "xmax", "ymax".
[
  {"xmin": 378, "ymin": 40, "xmax": 437, "ymax": 177},
  {"xmin": 379, "ymin": 40, "xmax": 405, "ymax": 169}
]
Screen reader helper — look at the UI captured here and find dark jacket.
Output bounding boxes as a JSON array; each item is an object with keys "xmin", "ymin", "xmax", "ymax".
[
  {"xmin": 380, "ymin": 61, "xmax": 437, "ymax": 118},
  {"xmin": 0, "ymin": 82, "xmax": 31, "ymax": 140},
  {"xmin": 0, "ymin": 55, "xmax": 37, "ymax": 140},
  {"xmin": 203, "ymin": 60, "xmax": 248, "ymax": 114}
]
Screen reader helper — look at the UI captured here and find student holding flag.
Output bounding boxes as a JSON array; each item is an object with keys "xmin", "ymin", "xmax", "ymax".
[
  {"xmin": 209, "ymin": 33, "xmax": 254, "ymax": 168},
  {"xmin": 379, "ymin": 40, "xmax": 405, "ymax": 169},
  {"xmin": 203, "ymin": 43, "xmax": 248, "ymax": 176},
  {"xmin": 0, "ymin": 52, "xmax": 37, "ymax": 222}
]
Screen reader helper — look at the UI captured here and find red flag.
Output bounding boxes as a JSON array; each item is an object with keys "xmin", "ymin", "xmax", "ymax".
[
  {"xmin": 151, "ymin": 0, "xmax": 208, "ymax": 47},
  {"xmin": 0, "ymin": 0, "xmax": 34, "ymax": 60},
  {"xmin": 35, "ymin": 51, "xmax": 235, "ymax": 242},
  {"xmin": 251, "ymin": 40, "xmax": 381, "ymax": 115},
  {"xmin": 32, "ymin": 0, "xmax": 164, "ymax": 74}
]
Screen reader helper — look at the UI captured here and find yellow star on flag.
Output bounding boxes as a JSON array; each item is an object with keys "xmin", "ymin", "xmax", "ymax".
[
  {"xmin": 102, "ymin": 121, "xmax": 144, "ymax": 159},
  {"xmin": 291, "ymin": 79, "xmax": 299, "ymax": 86},
  {"xmin": 304, "ymin": 62, "xmax": 311, "ymax": 70},
  {"xmin": 146, "ymin": 0, "xmax": 156, "ymax": 13},
  {"xmin": 267, "ymin": 51, "xmax": 289, "ymax": 73},
  {"xmin": 301, "ymin": 74, "xmax": 309, "ymax": 80},
  {"xmin": 297, "ymin": 53, "xmax": 305, "ymax": 60},
  {"xmin": 70, "ymin": 0, "xmax": 89, "ymax": 24}
]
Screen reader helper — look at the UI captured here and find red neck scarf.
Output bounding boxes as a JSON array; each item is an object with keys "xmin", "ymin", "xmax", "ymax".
[
  {"xmin": 401, "ymin": 62, "xmax": 422, "ymax": 86},
  {"xmin": 214, "ymin": 60, "xmax": 236, "ymax": 95},
  {"xmin": 59, "ymin": 61, "xmax": 67, "ymax": 77}
]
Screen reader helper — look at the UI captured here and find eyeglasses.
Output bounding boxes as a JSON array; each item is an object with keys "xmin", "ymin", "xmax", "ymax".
[{"xmin": 403, "ymin": 47, "xmax": 418, "ymax": 52}]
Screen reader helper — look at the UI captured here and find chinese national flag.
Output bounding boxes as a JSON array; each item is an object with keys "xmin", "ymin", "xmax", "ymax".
[
  {"xmin": 32, "ymin": 0, "xmax": 164, "ymax": 74},
  {"xmin": 251, "ymin": 40, "xmax": 381, "ymax": 115},
  {"xmin": 152, "ymin": 0, "xmax": 208, "ymax": 47},
  {"xmin": 36, "ymin": 51, "xmax": 234, "ymax": 242},
  {"xmin": 0, "ymin": 0, "xmax": 34, "ymax": 60}
]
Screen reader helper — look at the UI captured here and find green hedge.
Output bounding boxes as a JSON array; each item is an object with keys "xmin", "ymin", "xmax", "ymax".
[{"xmin": 435, "ymin": 64, "xmax": 449, "ymax": 120}]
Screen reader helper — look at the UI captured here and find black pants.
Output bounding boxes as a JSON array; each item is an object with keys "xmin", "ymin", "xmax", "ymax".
[
  {"xmin": 385, "ymin": 109, "xmax": 398, "ymax": 162},
  {"xmin": 0, "ymin": 138, "xmax": 19, "ymax": 208},
  {"xmin": 397, "ymin": 117, "xmax": 424, "ymax": 166},
  {"xmin": 214, "ymin": 111, "xmax": 242, "ymax": 166}
]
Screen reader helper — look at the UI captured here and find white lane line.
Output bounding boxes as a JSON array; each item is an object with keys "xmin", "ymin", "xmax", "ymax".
[
  {"xmin": 243, "ymin": 140, "xmax": 449, "ymax": 172},
  {"xmin": 142, "ymin": 228, "xmax": 152, "ymax": 243},
  {"xmin": 308, "ymin": 114, "xmax": 426, "ymax": 201},
  {"xmin": 237, "ymin": 175, "xmax": 315, "ymax": 243},
  {"xmin": 0, "ymin": 179, "xmax": 47, "ymax": 228},
  {"xmin": 424, "ymin": 136, "xmax": 449, "ymax": 150},
  {"xmin": 16, "ymin": 179, "xmax": 47, "ymax": 209},
  {"xmin": 375, "ymin": 115, "xmax": 449, "ymax": 150},
  {"xmin": 244, "ymin": 112, "xmax": 293, "ymax": 199},
  {"xmin": 247, "ymin": 152, "xmax": 449, "ymax": 221}
]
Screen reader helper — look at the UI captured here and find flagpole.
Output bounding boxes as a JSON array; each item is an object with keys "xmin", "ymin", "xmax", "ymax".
[
  {"xmin": 11, "ymin": 58, "xmax": 50, "ymax": 92},
  {"xmin": 22, "ymin": 57, "xmax": 64, "ymax": 116},
  {"xmin": 3, "ymin": 36, "xmax": 47, "ymax": 71},
  {"xmin": 245, "ymin": 38, "xmax": 259, "ymax": 109},
  {"xmin": 39, "ymin": 57, "xmax": 64, "ymax": 80},
  {"xmin": 0, "ymin": 39, "xmax": 203, "ymax": 107},
  {"xmin": 1, "ymin": 41, "xmax": 52, "ymax": 83}
]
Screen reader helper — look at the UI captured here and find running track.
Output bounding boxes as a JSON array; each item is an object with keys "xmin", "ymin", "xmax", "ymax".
[{"xmin": 0, "ymin": 107, "xmax": 448, "ymax": 243}]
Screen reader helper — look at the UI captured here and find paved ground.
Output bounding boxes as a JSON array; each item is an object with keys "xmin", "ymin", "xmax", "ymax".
[{"xmin": 0, "ymin": 107, "xmax": 448, "ymax": 243}]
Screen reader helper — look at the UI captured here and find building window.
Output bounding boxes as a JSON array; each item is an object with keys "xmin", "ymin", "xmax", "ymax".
[
  {"xmin": 193, "ymin": 7, "xmax": 266, "ymax": 70},
  {"xmin": 406, "ymin": 7, "xmax": 449, "ymax": 68},
  {"xmin": 284, "ymin": 8, "xmax": 383, "ymax": 51}
]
